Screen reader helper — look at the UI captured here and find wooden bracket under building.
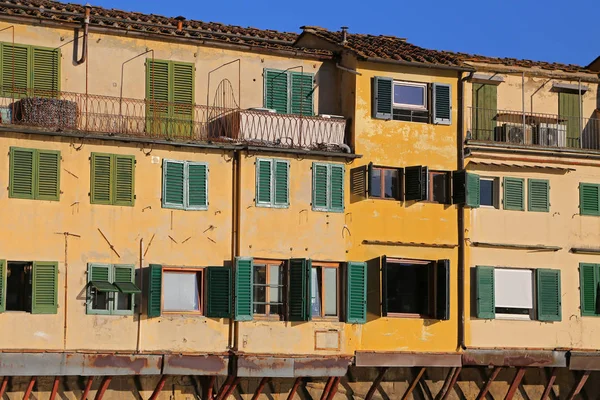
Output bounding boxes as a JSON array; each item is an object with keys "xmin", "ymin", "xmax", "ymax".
[
  {"xmin": 149, "ymin": 375, "xmax": 167, "ymax": 400},
  {"xmin": 566, "ymin": 370, "xmax": 591, "ymax": 400},
  {"xmin": 476, "ymin": 367, "xmax": 502, "ymax": 400},
  {"xmin": 94, "ymin": 376, "xmax": 112, "ymax": 400},
  {"xmin": 320, "ymin": 377, "xmax": 335, "ymax": 400},
  {"xmin": 540, "ymin": 368, "xmax": 558, "ymax": 400},
  {"xmin": 23, "ymin": 376, "xmax": 36, "ymax": 400},
  {"xmin": 326, "ymin": 377, "xmax": 341, "ymax": 400},
  {"xmin": 251, "ymin": 377, "xmax": 271, "ymax": 400},
  {"xmin": 287, "ymin": 377, "xmax": 303, "ymax": 400},
  {"xmin": 504, "ymin": 367, "xmax": 526, "ymax": 400},
  {"xmin": 49, "ymin": 376, "xmax": 60, "ymax": 400},
  {"xmin": 401, "ymin": 367, "xmax": 426, "ymax": 400},
  {"xmin": 81, "ymin": 376, "xmax": 94, "ymax": 400},
  {"xmin": 0, "ymin": 376, "xmax": 8, "ymax": 398},
  {"xmin": 365, "ymin": 367, "xmax": 388, "ymax": 400},
  {"xmin": 440, "ymin": 367, "xmax": 462, "ymax": 400}
]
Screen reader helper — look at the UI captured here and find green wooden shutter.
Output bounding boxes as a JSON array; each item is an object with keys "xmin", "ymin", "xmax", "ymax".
[
  {"xmin": 256, "ymin": 158, "xmax": 273, "ymax": 206},
  {"xmin": 90, "ymin": 153, "xmax": 112, "ymax": 205},
  {"xmin": 0, "ymin": 260, "xmax": 6, "ymax": 313},
  {"xmin": 264, "ymin": 69, "xmax": 288, "ymax": 114},
  {"xmin": 274, "ymin": 160, "xmax": 289, "ymax": 207},
  {"xmin": 330, "ymin": 164, "xmax": 344, "ymax": 212},
  {"xmin": 404, "ymin": 166, "xmax": 428, "ymax": 201},
  {"xmin": 454, "ymin": 171, "xmax": 480, "ymax": 207},
  {"xmin": 466, "ymin": 172, "xmax": 481, "ymax": 208},
  {"xmin": 433, "ymin": 83, "xmax": 452, "ymax": 125},
  {"xmin": 373, "ymin": 76, "xmax": 393, "ymax": 119},
  {"xmin": 2, "ymin": 43, "xmax": 29, "ymax": 96},
  {"xmin": 476, "ymin": 266, "xmax": 495, "ymax": 319},
  {"xmin": 32, "ymin": 46, "xmax": 60, "ymax": 96},
  {"xmin": 114, "ymin": 155, "xmax": 135, "ymax": 206},
  {"xmin": 146, "ymin": 59, "xmax": 170, "ymax": 134},
  {"xmin": 206, "ymin": 266, "xmax": 231, "ymax": 318},
  {"xmin": 472, "ymin": 84, "xmax": 497, "ymax": 141},
  {"xmin": 162, "ymin": 159, "xmax": 184, "ymax": 208},
  {"xmin": 35, "ymin": 150, "xmax": 60, "ymax": 201},
  {"xmin": 171, "ymin": 61, "xmax": 195, "ymax": 137},
  {"xmin": 346, "ymin": 261, "xmax": 367, "ymax": 324},
  {"xmin": 113, "ymin": 265, "xmax": 140, "ymax": 294},
  {"xmin": 580, "ymin": 183, "xmax": 600, "ymax": 216},
  {"xmin": 435, "ymin": 259, "xmax": 450, "ymax": 320},
  {"xmin": 32, "ymin": 261, "xmax": 58, "ymax": 314},
  {"xmin": 503, "ymin": 177, "xmax": 525, "ymax": 211},
  {"xmin": 312, "ymin": 163, "xmax": 329, "ymax": 210},
  {"xmin": 9, "ymin": 147, "xmax": 35, "ymax": 199},
  {"xmin": 187, "ymin": 162, "xmax": 208, "ymax": 210},
  {"xmin": 350, "ymin": 165, "xmax": 368, "ymax": 201},
  {"xmin": 147, "ymin": 264, "xmax": 162, "ymax": 318},
  {"xmin": 290, "ymin": 72, "xmax": 314, "ymax": 116},
  {"xmin": 88, "ymin": 263, "xmax": 117, "ymax": 292},
  {"xmin": 559, "ymin": 92, "xmax": 580, "ymax": 148},
  {"xmin": 537, "ymin": 269, "xmax": 561, "ymax": 322},
  {"xmin": 234, "ymin": 257, "xmax": 253, "ymax": 321},
  {"xmin": 288, "ymin": 258, "xmax": 311, "ymax": 322},
  {"xmin": 528, "ymin": 179, "xmax": 549, "ymax": 212},
  {"xmin": 579, "ymin": 263, "xmax": 598, "ymax": 316}
]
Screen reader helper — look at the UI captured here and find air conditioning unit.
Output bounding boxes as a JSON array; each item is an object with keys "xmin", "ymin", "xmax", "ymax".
[
  {"xmin": 535, "ymin": 123, "xmax": 567, "ymax": 147},
  {"xmin": 501, "ymin": 123, "xmax": 532, "ymax": 145}
]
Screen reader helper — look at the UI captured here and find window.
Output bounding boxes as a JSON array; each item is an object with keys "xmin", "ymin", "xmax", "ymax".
[
  {"xmin": 87, "ymin": 264, "xmax": 140, "ymax": 315},
  {"xmin": 580, "ymin": 263, "xmax": 600, "ymax": 316},
  {"xmin": 90, "ymin": 153, "xmax": 135, "ymax": 206},
  {"xmin": 162, "ymin": 269, "xmax": 203, "ymax": 313},
  {"xmin": 0, "ymin": 42, "xmax": 60, "ymax": 97},
  {"xmin": 495, "ymin": 268, "xmax": 534, "ymax": 319},
  {"xmin": 312, "ymin": 162, "xmax": 344, "ymax": 212},
  {"xmin": 9, "ymin": 147, "xmax": 60, "ymax": 201},
  {"xmin": 0, "ymin": 260, "xmax": 58, "ymax": 314},
  {"xmin": 311, "ymin": 263, "xmax": 339, "ymax": 318},
  {"xmin": 428, "ymin": 171, "xmax": 450, "ymax": 204},
  {"xmin": 162, "ymin": 159, "xmax": 208, "ymax": 210},
  {"xmin": 580, "ymin": 183, "xmax": 600, "ymax": 216},
  {"xmin": 480, "ymin": 177, "xmax": 499, "ymax": 208},
  {"xmin": 528, "ymin": 179, "xmax": 549, "ymax": 212},
  {"xmin": 503, "ymin": 177, "xmax": 525, "ymax": 211},
  {"xmin": 256, "ymin": 158, "xmax": 289, "ymax": 208},
  {"xmin": 369, "ymin": 166, "xmax": 401, "ymax": 200},
  {"xmin": 393, "ymin": 82, "xmax": 427, "ymax": 110},
  {"xmin": 253, "ymin": 260, "xmax": 286, "ymax": 318},
  {"xmin": 264, "ymin": 69, "xmax": 314, "ymax": 115}
]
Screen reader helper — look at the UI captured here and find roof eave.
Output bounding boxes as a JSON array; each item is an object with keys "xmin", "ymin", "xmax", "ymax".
[{"xmin": 362, "ymin": 56, "xmax": 475, "ymax": 73}]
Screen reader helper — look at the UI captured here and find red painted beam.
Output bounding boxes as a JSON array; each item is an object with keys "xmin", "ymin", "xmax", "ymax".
[
  {"xmin": 287, "ymin": 377, "xmax": 302, "ymax": 400},
  {"xmin": 441, "ymin": 367, "xmax": 462, "ymax": 400},
  {"xmin": 0, "ymin": 376, "xmax": 8, "ymax": 398},
  {"xmin": 149, "ymin": 375, "xmax": 168, "ymax": 400},
  {"xmin": 94, "ymin": 376, "xmax": 112, "ymax": 400},
  {"xmin": 566, "ymin": 370, "xmax": 591, "ymax": 400},
  {"xmin": 215, "ymin": 375, "xmax": 235, "ymax": 400},
  {"xmin": 320, "ymin": 377, "xmax": 335, "ymax": 400},
  {"xmin": 49, "ymin": 376, "xmax": 60, "ymax": 400},
  {"xmin": 504, "ymin": 368, "xmax": 526, "ymax": 400},
  {"xmin": 401, "ymin": 367, "xmax": 426, "ymax": 400},
  {"xmin": 251, "ymin": 377, "xmax": 270, "ymax": 400},
  {"xmin": 540, "ymin": 368, "xmax": 558, "ymax": 400},
  {"xmin": 476, "ymin": 367, "xmax": 502, "ymax": 400},
  {"xmin": 326, "ymin": 377, "xmax": 340, "ymax": 400},
  {"xmin": 23, "ymin": 376, "xmax": 36, "ymax": 400},
  {"xmin": 365, "ymin": 367, "xmax": 388, "ymax": 400},
  {"xmin": 222, "ymin": 377, "xmax": 240, "ymax": 399},
  {"xmin": 81, "ymin": 376, "xmax": 94, "ymax": 400}
]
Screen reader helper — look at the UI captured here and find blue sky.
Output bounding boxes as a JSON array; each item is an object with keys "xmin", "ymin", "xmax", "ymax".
[{"xmin": 73, "ymin": 0, "xmax": 597, "ymax": 67}]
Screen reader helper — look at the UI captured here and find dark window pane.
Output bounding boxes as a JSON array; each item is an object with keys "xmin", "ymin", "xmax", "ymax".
[
  {"xmin": 432, "ymin": 173, "xmax": 448, "ymax": 203},
  {"xmin": 93, "ymin": 291, "xmax": 109, "ymax": 310},
  {"xmin": 480, "ymin": 179, "xmax": 494, "ymax": 206},
  {"xmin": 384, "ymin": 170, "xmax": 399, "ymax": 199},
  {"xmin": 116, "ymin": 293, "xmax": 132, "ymax": 311},
  {"xmin": 311, "ymin": 267, "xmax": 322, "ymax": 317},
  {"xmin": 370, "ymin": 168, "xmax": 382, "ymax": 197},
  {"xmin": 394, "ymin": 84, "xmax": 425, "ymax": 107},
  {"xmin": 386, "ymin": 263, "xmax": 429, "ymax": 315},
  {"xmin": 253, "ymin": 265, "xmax": 267, "ymax": 314}
]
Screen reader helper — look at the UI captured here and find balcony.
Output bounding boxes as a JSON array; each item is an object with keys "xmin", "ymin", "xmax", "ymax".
[
  {"xmin": 468, "ymin": 107, "xmax": 600, "ymax": 150},
  {"xmin": 0, "ymin": 88, "xmax": 350, "ymax": 153}
]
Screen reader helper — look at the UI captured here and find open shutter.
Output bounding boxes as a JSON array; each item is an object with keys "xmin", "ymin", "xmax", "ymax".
[
  {"xmin": 580, "ymin": 263, "xmax": 598, "ymax": 316},
  {"xmin": 528, "ymin": 179, "xmax": 550, "ymax": 212},
  {"xmin": 433, "ymin": 83, "xmax": 452, "ymax": 125},
  {"xmin": 256, "ymin": 158, "xmax": 273, "ymax": 206},
  {"xmin": 32, "ymin": 46, "xmax": 60, "ymax": 96},
  {"xmin": 381, "ymin": 256, "xmax": 388, "ymax": 317},
  {"xmin": 274, "ymin": 160, "xmax": 289, "ymax": 207},
  {"xmin": 162, "ymin": 160, "xmax": 185, "ymax": 208},
  {"xmin": 453, "ymin": 170, "xmax": 480, "ymax": 207},
  {"xmin": 147, "ymin": 264, "xmax": 162, "ymax": 317},
  {"xmin": 476, "ymin": 266, "xmax": 495, "ymax": 319},
  {"xmin": 114, "ymin": 155, "xmax": 135, "ymax": 206},
  {"xmin": 580, "ymin": 184, "xmax": 600, "ymax": 216},
  {"xmin": 234, "ymin": 257, "xmax": 253, "ymax": 321},
  {"xmin": 346, "ymin": 261, "xmax": 367, "ymax": 324},
  {"xmin": 503, "ymin": 177, "xmax": 525, "ymax": 211},
  {"xmin": 188, "ymin": 162, "xmax": 208, "ymax": 210},
  {"xmin": 405, "ymin": 166, "xmax": 428, "ymax": 201},
  {"xmin": 264, "ymin": 69, "xmax": 288, "ymax": 114},
  {"xmin": 9, "ymin": 147, "xmax": 35, "ymax": 199},
  {"xmin": 0, "ymin": 260, "xmax": 5, "ymax": 312},
  {"xmin": 288, "ymin": 258, "xmax": 311, "ymax": 321},
  {"xmin": 32, "ymin": 261, "xmax": 58, "ymax": 314},
  {"xmin": 537, "ymin": 269, "xmax": 561, "ymax": 322},
  {"xmin": 330, "ymin": 164, "xmax": 344, "ymax": 212},
  {"xmin": 35, "ymin": 150, "xmax": 60, "ymax": 201},
  {"xmin": 290, "ymin": 72, "xmax": 314, "ymax": 116},
  {"xmin": 312, "ymin": 163, "xmax": 329, "ymax": 210},
  {"xmin": 206, "ymin": 267, "xmax": 232, "ymax": 318},
  {"xmin": 90, "ymin": 153, "xmax": 112, "ymax": 204},
  {"xmin": 435, "ymin": 259, "xmax": 450, "ymax": 320},
  {"xmin": 88, "ymin": 263, "xmax": 116, "ymax": 292},
  {"xmin": 2, "ymin": 43, "xmax": 29, "ymax": 96},
  {"xmin": 113, "ymin": 265, "xmax": 141, "ymax": 294},
  {"xmin": 350, "ymin": 165, "xmax": 368, "ymax": 202},
  {"xmin": 373, "ymin": 76, "xmax": 393, "ymax": 120}
]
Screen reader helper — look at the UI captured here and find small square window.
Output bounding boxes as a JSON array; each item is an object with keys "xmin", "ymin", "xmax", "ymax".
[
  {"xmin": 370, "ymin": 167, "xmax": 401, "ymax": 200},
  {"xmin": 393, "ymin": 82, "xmax": 427, "ymax": 110},
  {"xmin": 162, "ymin": 270, "xmax": 203, "ymax": 313},
  {"xmin": 480, "ymin": 177, "xmax": 499, "ymax": 208},
  {"xmin": 428, "ymin": 171, "xmax": 450, "ymax": 204}
]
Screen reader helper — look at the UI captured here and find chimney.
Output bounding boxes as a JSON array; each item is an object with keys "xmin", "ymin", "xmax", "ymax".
[
  {"xmin": 340, "ymin": 26, "xmax": 348, "ymax": 45},
  {"xmin": 175, "ymin": 16, "xmax": 186, "ymax": 32}
]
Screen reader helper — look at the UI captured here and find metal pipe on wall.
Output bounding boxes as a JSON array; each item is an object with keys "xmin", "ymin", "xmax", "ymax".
[
  {"xmin": 136, "ymin": 238, "xmax": 144, "ymax": 353},
  {"xmin": 75, "ymin": 5, "xmax": 90, "ymax": 65},
  {"xmin": 522, "ymin": 72, "xmax": 526, "ymax": 135},
  {"xmin": 579, "ymin": 78, "xmax": 583, "ymax": 148}
]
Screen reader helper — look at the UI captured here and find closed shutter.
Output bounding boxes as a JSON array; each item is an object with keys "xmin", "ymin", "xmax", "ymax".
[
  {"xmin": 290, "ymin": 72, "xmax": 314, "ymax": 116},
  {"xmin": 373, "ymin": 76, "xmax": 393, "ymax": 120},
  {"xmin": 330, "ymin": 164, "xmax": 344, "ymax": 212},
  {"xmin": 9, "ymin": 147, "xmax": 35, "ymax": 199},
  {"xmin": 162, "ymin": 160, "xmax": 185, "ymax": 208},
  {"xmin": 274, "ymin": 160, "xmax": 289, "ymax": 207},
  {"xmin": 476, "ymin": 266, "xmax": 495, "ymax": 319},
  {"xmin": 2, "ymin": 43, "xmax": 29, "ymax": 96},
  {"xmin": 435, "ymin": 259, "xmax": 450, "ymax": 320},
  {"xmin": 32, "ymin": 261, "xmax": 58, "ymax": 314},
  {"xmin": 405, "ymin": 166, "xmax": 428, "ymax": 201},
  {"xmin": 381, "ymin": 256, "xmax": 388, "ymax": 317},
  {"xmin": 264, "ymin": 69, "xmax": 288, "ymax": 114},
  {"xmin": 35, "ymin": 150, "xmax": 60, "ymax": 201},
  {"xmin": 346, "ymin": 261, "xmax": 367, "ymax": 324},
  {"xmin": 559, "ymin": 92, "xmax": 580, "ymax": 148},
  {"xmin": 312, "ymin": 163, "xmax": 328, "ymax": 210},
  {"xmin": 503, "ymin": 177, "xmax": 525, "ymax": 211},
  {"xmin": 433, "ymin": 83, "xmax": 452, "ymax": 125},
  {"xmin": 114, "ymin": 155, "xmax": 135, "ymax": 206},
  {"xmin": 472, "ymin": 84, "xmax": 497, "ymax": 141},
  {"xmin": 580, "ymin": 183, "xmax": 600, "ymax": 216},
  {"xmin": 90, "ymin": 153, "xmax": 112, "ymax": 205},
  {"xmin": 171, "ymin": 62, "xmax": 194, "ymax": 136},
  {"xmin": 579, "ymin": 263, "xmax": 598, "ymax": 316},
  {"xmin": 528, "ymin": 179, "xmax": 549, "ymax": 212},
  {"xmin": 536, "ymin": 269, "xmax": 561, "ymax": 322},
  {"xmin": 466, "ymin": 172, "xmax": 481, "ymax": 207},
  {"xmin": 206, "ymin": 266, "xmax": 231, "ymax": 318},
  {"xmin": 256, "ymin": 158, "xmax": 273, "ymax": 206},
  {"xmin": 187, "ymin": 162, "xmax": 208, "ymax": 209},
  {"xmin": 147, "ymin": 264, "xmax": 163, "ymax": 317},
  {"xmin": 0, "ymin": 260, "xmax": 5, "ymax": 312},
  {"xmin": 288, "ymin": 258, "xmax": 311, "ymax": 322},
  {"xmin": 146, "ymin": 59, "xmax": 170, "ymax": 134},
  {"xmin": 32, "ymin": 46, "xmax": 60, "ymax": 96},
  {"xmin": 234, "ymin": 257, "xmax": 253, "ymax": 321}
]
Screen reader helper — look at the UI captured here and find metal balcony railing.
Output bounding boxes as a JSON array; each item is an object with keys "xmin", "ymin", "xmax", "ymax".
[
  {"xmin": 468, "ymin": 107, "xmax": 600, "ymax": 150},
  {"xmin": 0, "ymin": 88, "xmax": 349, "ymax": 152}
]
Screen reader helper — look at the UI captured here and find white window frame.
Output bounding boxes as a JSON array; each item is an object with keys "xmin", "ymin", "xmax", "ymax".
[
  {"xmin": 393, "ymin": 81, "xmax": 428, "ymax": 111},
  {"xmin": 161, "ymin": 268, "xmax": 204, "ymax": 314},
  {"xmin": 255, "ymin": 158, "xmax": 289, "ymax": 209},
  {"xmin": 162, "ymin": 159, "xmax": 209, "ymax": 211},
  {"xmin": 494, "ymin": 267, "xmax": 534, "ymax": 321},
  {"xmin": 480, "ymin": 177, "xmax": 500, "ymax": 209},
  {"xmin": 86, "ymin": 264, "xmax": 136, "ymax": 316}
]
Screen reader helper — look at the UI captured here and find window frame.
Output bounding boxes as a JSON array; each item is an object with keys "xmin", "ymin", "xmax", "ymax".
[
  {"xmin": 255, "ymin": 158, "xmax": 289, "ymax": 208},
  {"xmin": 312, "ymin": 162, "xmax": 345, "ymax": 213},
  {"xmin": 310, "ymin": 262, "xmax": 340, "ymax": 320},
  {"xmin": 9, "ymin": 147, "xmax": 61, "ymax": 201},
  {"xmin": 263, "ymin": 68, "xmax": 315, "ymax": 116},
  {"xmin": 87, "ymin": 264, "xmax": 136, "ymax": 316},
  {"xmin": 161, "ymin": 267, "xmax": 204, "ymax": 315},
  {"xmin": 493, "ymin": 267, "xmax": 535, "ymax": 321},
  {"xmin": 252, "ymin": 259, "xmax": 287, "ymax": 320},
  {"xmin": 162, "ymin": 159, "xmax": 208, "ymax": 211},
  {"xmin": 580, "ymin": 183, "xmax": 600, "ymax": 216},
  {"xmin": 392, "ymin": 81, "xmax": 428, "ymax": 111},
  {"xmin": 427, "ymin": 170, "xmax": 451, "ymax": 204},
  {"xmin": 369, "ymin": 166, "xmax": 401, "ymax": 200},
  {"xmin": 479, "ymin": 176, "xmax": 500, "ymax": 209},
  {"xmin": 385, "ymin": 258, "xmax": 435, "ymax": 319}
]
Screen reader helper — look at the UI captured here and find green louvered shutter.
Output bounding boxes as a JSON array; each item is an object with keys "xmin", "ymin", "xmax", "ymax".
[
  {"xmin": 476, "ymin": 266, "xmax": 495, "ymax": 319},
  {"xmin": 559, "ymin": 92, "xmax": 581, "ymax": 148},
  {"xmin": 147, "ymin": 264, "xmax": 162, "ymax": 318},
  {"xmin": 528, "ymin": 179, "xmax": 549, "ymax": 212},
  {"xmin": 579, "ymin": 263, "xmax": 598, "ymax": 316},
  {"xmin": 206, "ymin": 267, "xmax": 231, "ymax": 318},
  {"xmin": 433, "ymin": 83, "xmax": 452, "ymax": 125},
  {"xmin": 171, "ymin": 62, "xmax": 194, "ymax": 137},
  {"xmin": 9, "ymin": 147, "xmax": 35, "ymax": 199},
  {"xmin": 35, "ymin": 150, "xmax": 60, "ymax": 201},
  {"xmin": 0, "ymin": 260, "xmax": 6, "ymax": 312},
  {"xmin": 472, "ymin": 84, "xmax": 497, "ymax": 141},
  {"xmin": 114, "ymin": 265, "xmax": 134, "ymax": 284},
  {"xmin": 2, "ymin": 43, "xmax": 29, "ymax": 96},
  {"xmin": 187, "ymin": 162, "xmax": 208, "ymax": 210},
  {"xmin": 114, "ymin": 155, "xmax": 135, "ymax": 206},
  {"xmin": 330, "ymin": 164, "xmax": 344, "ymax": 212},
  {"xmin": 580, "ymin": 183, "xmax": 600, "ymax": 216},
  {"xmin": 162, "ymin": 160, "xmax": 184, "ymax": 208},
  {"xmin": 373, "ymin": 76, "xmax": 392, "ymax": 119},
  {"xmin": 290, "ymin": 72, "xmax": 314, "ymax": 116},
  {"xmin": 404, "ymin": 166, "xmax": 428, "ymax": 201},
  {"xmin": 274, "ymin": 160, "xmax": 289, "ymax": 207},
  {"xmin": 435, "ymin": 259, "xmax": 450, "ymax": 320},
  {"xmin": 32, "ymin": 46, "xmax": 60, "ymax": 96},
  {"xmin": 288, "ymin": 258, "xmax": 311, "ymax": 322},
  {"xmin": 234, "ymin": 257, "xmax": 253, "ymax": 321},
  {"xmin": 32, "ymin": 261, "xmax": 58, "ymax": 314},
  {"xmin": 346, "ymin": 261, "xmax": 367, "ymax": 324},
  {"xmin": 256, "ymin": 158, "xmax": 272, "ymax": 206},
  {"xmin": 466, "ymin": 172, "xmax": 481, "ymax": 207},
  {"xmin": 264, "ymin": 69, "xmax": 288, "ymax": 114},
  {"xmin": 537, "ymin": 269, "xmax": 561, "ymax": 322},
  {"xmin": 453, "ymin": 170, "xmax": 480, "ymax": 207},
  {"xmin": 312, "ymin": 163, "xmax": 328, "ymax": 210},
  {"xmin": 146, "ymin": 59, "xmax": 170, "ymax": 134},
  {"xmin": 503, "ymin": 177, "xmax": 524, "ymax": 211},
  {"xmin": 90, "ymin": 153, "xmax": 112, "ymax": 204}
]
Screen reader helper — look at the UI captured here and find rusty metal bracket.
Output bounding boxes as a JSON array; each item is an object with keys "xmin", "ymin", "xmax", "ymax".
[
  {"xmin": 149, "ymin": 375, "xmax": 167, "ymax": 400},
  {"xmin": 95, "ymin": 376, "xmax": 112, "ymax": 400},
  {"xmin": 287, "ymin": 377, "xmax": 302, "ymax": 400},
  {"xmin": 326, "ymin": 377, "xmax": 340, "ymax": 400},
  {"xmin": 441, "ymin": 367, "xmax": 461, "ymax": 400},
  {"xmin": 540, "ymin": 368, "xmax": 558, "ymax": 400},
  {"xmin": 222, "ymin": 377, "xmax": 239, "ymax": 399},
  {"xmin": 23, "ymin": 376, "xmax": 37, "ymax": 400},
  {"xmin": 401, "ymin": 367, "xmax": 426, "ymax": 400},
  {"xmin": 215, "ymin": 375, "xmax": 235, "ymax": 400},
  {"xmin": 49, "ymin": 376, "xmax": 60, "ymax": 400},
  {"xmin": 504, "ymin": 368, "xmax": 526, "ymax": 400},
  {"xmin": 81, "ymin": 376, "xmax": 94, "ymax": 400},
  {"xmin": 320, "ymin": 377, "xmax": 335, "ymax": 400},
  {"xmin": 476, "ymin": 367, "xmax": 502, "ymax": 400},
  {"xmin": 144, "ymin": 233, "xmax": 156, "ymax": 257},
  {"xmin": 0, "ymin": 376, "xmax": 8, "ymax": 398},
  {"xmin": 98, "ymin": 229, "xmax": 120, "ymax": 258},
  {"xmin": 365, "ymin": 367, "xmax": 388, "ymax": 400},
  {"xmin": 251, "ymin": 377, "xmax": 271, "ymax": 400},
  {"xmin": 435, "ymin": 367, "xmax": 456, "ymax": 400},
  {"xmin": 566, "ymin": 370, "xmax": 590, "ymax": 400}
]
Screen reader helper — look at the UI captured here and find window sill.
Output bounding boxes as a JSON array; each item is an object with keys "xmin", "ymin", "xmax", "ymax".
[
  {"xmin": 386, "ymin": 313, "xmax": 431, "ymax": 319},
  {"xmin": 368, "ymin": 197, "xmax": 401, "ymax": 201},
  {"xmin": 163, "ymin": 311, "xmax": 204, "ymax": 315},
  {"xmin": 253, "ymin": 315, "xmax": 285, "ymax": 321},
  {"xmin": 255, "ymin": 203, "xmax": 289, "ymax": 209},
  {"xmin": 311, "ymin": 316, "xmax": 341, "ymax": 322}
]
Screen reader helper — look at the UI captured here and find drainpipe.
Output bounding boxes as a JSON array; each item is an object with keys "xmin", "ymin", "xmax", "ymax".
[
  {"xmin": 522, "ymin": 72, "xmax": 526, "ymax": 138},
  {"xmin": 229, "ymin": 148, "xmax": 241, "ymax": 351},
  {"xmin": 578, "ymin": 78, "xmax": 582, "ymax": 148},
  {"xmin": 75, "ymin": 4, "xmax": 90, "ymax": 65}
]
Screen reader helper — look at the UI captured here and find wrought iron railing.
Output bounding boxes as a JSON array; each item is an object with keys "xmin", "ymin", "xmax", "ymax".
[{"xmin": 468, "ymin": 107, "xmax": 600, "ymax": 150}]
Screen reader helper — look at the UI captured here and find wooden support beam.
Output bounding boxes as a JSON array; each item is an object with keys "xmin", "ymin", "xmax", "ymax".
[
  {"xmin": 0, "ymin": 376, "xmax": 8, "ymax": 398},
  {"xmin": 540, "ymin": 368, "xmax": 558, "ymax": 400},
  {"xmin": 435, "ymin": 368, "xmax": 456, "ymax": 400},
  {"xmin": 222, "ymin": 377, "xmax": 240, "ymax": 400},
  {"xmin": 441, "ymin": 367, "xmax": 462, "ymax": 400},
  {"xmin": 81, "ymin": 376, "xmax": 94, "ymax": 400},
  {"xmin": 287, "ymin": 377, "xmax": 302, "ymax": 400},
  {"xmin": 251, "ymin": 377, "xmax": 271, "ymax": 400},
  {"xmin": 476, "ymin": 367, "xmax": 502, "ymax": 400},
  {"xmin": 149, "ymin": 375, "xmax": 168, "ymax": 400},
  {"xmin": 504, "ymin": 368, "xmax": 526, "ymax": 400},
  {"xmin": 566, "ymin": 370, "xmax": 591, "ymax": 400},
  {"xmin": 49, "ymin": 376, "xmax": 60, "ymax": 400},
  {"xmin": 94, "ymin": 376, "xmax": 112, "ymax": 400},
  {"xmin": 205, "ymin": 376, "xmax": 216, "ymax": 400},
  {"xmin": 23, "ymin": 376, "xmax": 36, "ymax": 400},
  {"xmin": 320, "ymin": 377, "xmax": 335, "ymax": 400},
  {"xmin": 365, "ymin": 367, "xmax": 389, "ymax": 400},
  {"xmin": 326, "ymin": 377, "xmax": 341, "ymax": 400},
  {"xmin": 401, "ymin": 367, "xmax": 426, "ymax": 400},
  {"xmin": 215, "ymin": 375, "xmax": 235, "ymax": 400}
]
